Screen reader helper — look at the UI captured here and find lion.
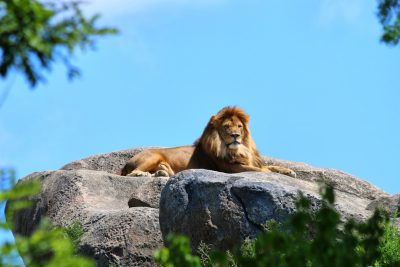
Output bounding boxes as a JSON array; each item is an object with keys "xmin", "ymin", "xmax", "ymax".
[{"xmin": 120, "ymin": 107, "xmax": 296, "ymax": 178}]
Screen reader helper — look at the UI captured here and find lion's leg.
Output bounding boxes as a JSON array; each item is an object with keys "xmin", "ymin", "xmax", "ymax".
[
  {"xmin": 154, "ymin": 162, "xmax": 175, "ymax": 177},
  {"xmin": 265, "ymin": 165, "xmax": 296, "ymax": 178},
  {"xmin": 125, "ymin": 151, "xmax": 164, "ymax": 177}
]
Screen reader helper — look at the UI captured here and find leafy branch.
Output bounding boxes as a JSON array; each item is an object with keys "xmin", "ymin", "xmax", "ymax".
[
  {"xmin": 378, "ymin": 0, "xmax": 400, "ymax": 45},
  {"xmin": 0, "ymin": 0, "xmax": 118, "ymax": 87}
]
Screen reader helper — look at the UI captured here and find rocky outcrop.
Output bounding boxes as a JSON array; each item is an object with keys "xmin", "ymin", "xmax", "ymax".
[
  {"xmin": 10, "ymin": 148, "xmax": 396, "ymax": 266},
  {"xmin": 159, "ymin": 169, "xmax": 389, "ymax": 251},
  {"xmin": 11, "ymin": 148, "xmax": 166, "ymax": 267}
]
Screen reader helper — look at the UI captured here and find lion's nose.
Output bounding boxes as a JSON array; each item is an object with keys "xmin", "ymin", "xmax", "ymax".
[{"xmin": 231, "ymin": 133, "xmax": 240, "ymax": 139}]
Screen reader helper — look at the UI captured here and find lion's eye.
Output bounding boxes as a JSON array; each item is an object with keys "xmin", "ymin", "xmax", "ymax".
[
  {"xmin": 238, "ymin": 125, "xmax": 242, "ymax": 128},
  {"xmin": 223, "ymin": 125, "xmax": 229, "ymax": 129}
]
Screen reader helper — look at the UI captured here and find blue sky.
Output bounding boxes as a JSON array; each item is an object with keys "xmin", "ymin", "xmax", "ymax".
[{"xmin": 1, "ymin": 0, "xmax": 399, "ymax": 207}]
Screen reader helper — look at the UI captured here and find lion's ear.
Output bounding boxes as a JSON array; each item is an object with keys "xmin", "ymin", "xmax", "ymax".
[
  {"xmin": 209, "ymin": 115, "xmax": 217, "ymax": 125},
  {"xmin": 241, "ymin": 114, "xmax": 250, "ymax": 125}
]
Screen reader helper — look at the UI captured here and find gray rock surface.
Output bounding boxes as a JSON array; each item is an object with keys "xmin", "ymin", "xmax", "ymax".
[
  {"xmin": 12, "ymin": 166, "xmax": 167, "ymax": 267},
  {"xmin": 10, "ymin": 147, "xmax": 395, "ymax": 266},
  {"xmin": 367, "ymin": 194, "xmax": 400, "ymax": 228},
  {"xmin": 60, "ymin": 148, "xmax": 145, "ymax": 174},
  {"xmin": 159, "ymin": 169, "xmax": 389, "ymax": 251}
]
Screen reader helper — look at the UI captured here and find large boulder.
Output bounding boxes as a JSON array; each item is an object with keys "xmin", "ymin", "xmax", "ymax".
[
  {"xmin": 159, "ymin": 169, "xmax": 389, "ymax": 251},
  {"xmin": 11, "ymin": 148, "xmax": 167, "ymax": 267},
  {"xmin": 10, "ymin": 147, "xmax": 396, "ymax": 266}
]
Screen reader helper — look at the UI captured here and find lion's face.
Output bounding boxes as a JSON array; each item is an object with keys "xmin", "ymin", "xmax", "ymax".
[
  {"xmin": 217, "ymin": 116, "xmax": 245, "ymax": 150},
  {"xmin": 199, "ymin": 107, "xmax": 258, "ymax": 161}
]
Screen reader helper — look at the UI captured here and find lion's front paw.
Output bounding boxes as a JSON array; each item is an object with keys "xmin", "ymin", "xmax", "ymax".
[
  {"xmin": 278, "ymin": 168, "xmax": 297, "ymax": 178},
  {"xmin": 127, "ymin": 170, "xmax": 152, "ymax": 177},
  {"xmin": 154, "ymin": 170, "xmax": 170, "ymax": 177}
]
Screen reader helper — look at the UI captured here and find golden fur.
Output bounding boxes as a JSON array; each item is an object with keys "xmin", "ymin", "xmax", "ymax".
[{"xmin": 120, "ymin": 107, "xmax": 296, "ymax": 178}]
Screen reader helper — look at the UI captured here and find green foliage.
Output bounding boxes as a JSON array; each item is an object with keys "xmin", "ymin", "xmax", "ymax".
[
  {"xmin": 0, "ymin": 169, "xmax": 95, "ymax": 267},
  {"xmin": 14, "ymin": 219, "xmax": 93, "ymax": 267},
  {"xmin": 197, "ymin": 241, "xmax": 212, "ymax": 267},
  {"xmin": 376, "ymin": 212, "xmax": 400, "ymax": 266},
  {"xmin": 0, "ymin": 0, "xmax": 118, "ymax": 87},
  {"xmin": 378, "ymin": 0, "xmax": 400, "ymax": 45},
  {"xmin": 155, "ymin": 185, "xmax": 400, "ymax": 267},
  {"xmin": 0, "ymin": 169, "xmax": 40, "ymax": 231},
  {"xmin": 63, "ymin": 220, "xmax": 85, "ymax": 250},
  {"xmin": 154, "ymin": 234, "xmax": 201, "ymax": 267}
]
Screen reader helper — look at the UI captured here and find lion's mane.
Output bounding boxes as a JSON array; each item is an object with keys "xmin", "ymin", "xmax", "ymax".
[{"xmin": 193, "ymin": 106, "xmax": 265, "ymax": 171}]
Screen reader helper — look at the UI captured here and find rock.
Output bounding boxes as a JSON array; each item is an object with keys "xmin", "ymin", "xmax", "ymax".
[
  {"xmin": 367, "ymin": 194, "xmax": 400, "ymax": 228},
  {"xmin": 159, "ymin": 169, "xmax": 389, "ymax": 251},
  {"xmin": 11, "ymin": 167, "xmax": 167, "ymax": 267},
  {"xmin": 128, "ymin": 179, "xmax": 167, "ymax": 208},
  {"xmin": 263, "ymin": 157, "xmax": 388, "ymax": 200},
  {"xmin": 10, "ymin": 147, "xmax": 393, "ymax": 265},
  {"xmin": 367, "ymin": 194, "xmax": 400, "ymax": 214},
  {"xmin": 60, "ymin": 148, "xmax": 144, "ymax": 174}
]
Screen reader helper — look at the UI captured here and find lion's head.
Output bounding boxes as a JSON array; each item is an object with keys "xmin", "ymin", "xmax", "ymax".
[{"xmin": 197, "ymin": 107, "xmax": 263, "ymax": 166}]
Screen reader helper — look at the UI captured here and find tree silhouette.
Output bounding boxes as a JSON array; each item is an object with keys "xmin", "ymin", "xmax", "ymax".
[{"xmin": 0, "ymin": 0, "xmax": 117, "ymax": 88}]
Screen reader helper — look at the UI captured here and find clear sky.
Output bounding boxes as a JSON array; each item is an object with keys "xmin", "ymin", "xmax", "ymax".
[{"xmin": 1, "ymin": 1, "xmax": 399, "ymax": 194}]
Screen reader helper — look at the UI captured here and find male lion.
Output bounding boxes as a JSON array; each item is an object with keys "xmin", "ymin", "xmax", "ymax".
[{"xmin": 120, "ymin": 107, "xmax": 296, "ymax": 178}]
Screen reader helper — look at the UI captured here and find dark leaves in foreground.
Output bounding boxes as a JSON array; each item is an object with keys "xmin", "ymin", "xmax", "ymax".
[
  {"xmin": 378, "ymin": 0, "xmax": 400, "ymax": 45},
  {"xmin": 0, "ymin": 0, "xmax": 118, "ymax": 87}
]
